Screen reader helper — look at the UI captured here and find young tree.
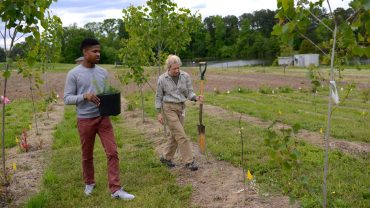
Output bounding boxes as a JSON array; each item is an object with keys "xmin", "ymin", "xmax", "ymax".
[
  {"xmin": 121, "ymin": 0, "xmax": 201, "ymax": 122},
  {"xmin": 0, "ymin": 0, "xmax": 62, "ymax": 182},
  {"xmin": 122, "ymin": 0, "xmax": 201, "ymax": 76},
  {"xmin": 272, "ymin": 0, "xmax": 369, "ymax": 207}
]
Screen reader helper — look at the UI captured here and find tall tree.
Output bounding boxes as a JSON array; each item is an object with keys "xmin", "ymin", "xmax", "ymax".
[
  {"xmin": 223, "ymin": 15, "xmax": 239, "ymax": 46},
  {"xmin": 61, "ymin": 24, "xmax": 95, "ymax": 63},
  {"xmin": 84, "ymin": 22, "xmax": 103, "ymax": 38},
  {"xmin": 251, "ymin": 9, "xmax": 277, "ymax": 37}
]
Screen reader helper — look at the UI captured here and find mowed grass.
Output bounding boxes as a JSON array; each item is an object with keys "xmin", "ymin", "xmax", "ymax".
[
  {"xmin": 127, "ymin": 92, "xmax": 370, "ymax": 208},
  {"xmin": 0, "ymin": 99, "xmax": 48, "ymax": 148},
  {"xmin": 26, "ymin": 106, "xmax": 191, "ymax": 208},
  {"xmin": 206, "ymin": 86, "xmax": 370, "ymax": 143}
]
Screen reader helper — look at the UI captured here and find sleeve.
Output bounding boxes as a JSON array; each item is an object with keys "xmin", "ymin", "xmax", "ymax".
[
  {"xmin": 185, "ymin": 74, "xmax": 196, "ymax": 100},
  {"xmin": 64, "ymin": 72, "xmax": 84, "ymax": 105},
  {"xmin": 155, "ymin": 78, "xmax": 164, "ymax": 109}
]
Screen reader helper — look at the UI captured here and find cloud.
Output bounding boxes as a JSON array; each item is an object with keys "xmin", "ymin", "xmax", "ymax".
[
  {"xmin": 192, "ymin": 2, "xmax": 207, "ymax": 9},
  {"xmin": 50, "ymin": 0, "xmax": 146, "ymax": 26}
]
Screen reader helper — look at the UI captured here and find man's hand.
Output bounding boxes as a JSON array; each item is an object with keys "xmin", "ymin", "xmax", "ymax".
[
  {"xmin": 197, "ymin": 95, "xmax": 204, "ymax": 104},
  {"xmin": 157, "ymin": 113, "xmax": 164, "ymax": 125},
  {"xmin": 83, "ymin": 93, "xmax": 100, "ymax": 106}
]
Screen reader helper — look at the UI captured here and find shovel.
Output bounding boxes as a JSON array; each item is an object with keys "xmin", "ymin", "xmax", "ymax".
[{"xmin": 198, "ymin": 62, "xmax": 207, "ymax": 154}]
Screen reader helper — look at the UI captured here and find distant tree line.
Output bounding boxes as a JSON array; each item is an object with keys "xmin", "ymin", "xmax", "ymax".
[{"xmin": 0, "ymin": 7, "xmax": 363, "ymax": 64}]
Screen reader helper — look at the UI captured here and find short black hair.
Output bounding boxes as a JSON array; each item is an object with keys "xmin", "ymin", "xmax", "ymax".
[{"xmin": 80, "ymin": 38, "xmax": 100, "ymax": 52}]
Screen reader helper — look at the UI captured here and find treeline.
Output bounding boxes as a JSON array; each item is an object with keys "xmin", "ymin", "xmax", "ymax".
[{"xmin": 0, "ymin": 7, "xmax": 357, "ymax": 64}]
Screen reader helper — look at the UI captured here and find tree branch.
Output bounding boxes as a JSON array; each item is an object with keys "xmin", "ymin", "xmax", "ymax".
[
  {"xmin": 298, "ymin": 32, "xmax": 329, "ymax": 57},
  {"xmin": 345, "ymin": 8, "xmax": 360, "ymax": 22},
  {"xmin": 14, "ymin": 33, "xmax": 26, "ymax": 43},
  {"xmin": 9, "ymin": 28, "xmax": 18, "ymax": 51},
  {"xmin": 326, "ymin": 0, "xmax": 337, "ymax": 25},
  {"xmin": 0, "ymin": 29, "xmax": 5, "ymax": 39},
  {"xmin": 305, "ymin": 7, "xmax": 333, "ymax": 33},
  {"xmin": 285, "ymin": 15, "xmax": 329, "ymax": 57}
]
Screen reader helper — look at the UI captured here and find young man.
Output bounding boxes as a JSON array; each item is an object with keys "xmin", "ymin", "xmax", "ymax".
[
  {"xmin": 64, "ymin": 38, "xmax": 134, "ymax": 200},
  {"xmin": 155, "ymin": 54, "xmax": 203, "ymax": 171}
]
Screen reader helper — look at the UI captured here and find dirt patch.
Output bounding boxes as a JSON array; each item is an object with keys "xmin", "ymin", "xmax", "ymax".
[
  {"xmin": 3, "ymin": 101, "xmax": 65, "ymax": 207},
  {"xmin": 202, "ymin": 104, "xmax": 370, "ymax": 156},
  {"xmin": 121, "ymin": 98, "xmax": 296, "ymax": 208},
  {"xmin": 0, "ymin": 73, "xmax": 66, "ymax": 101}
]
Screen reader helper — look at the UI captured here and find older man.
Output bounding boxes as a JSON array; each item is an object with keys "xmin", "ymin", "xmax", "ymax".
[{"xmin": 155, "ymin": 54, "xmax": 203, "ymax": 171}]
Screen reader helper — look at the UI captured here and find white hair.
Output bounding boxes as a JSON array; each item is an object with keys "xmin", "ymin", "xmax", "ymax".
[{"xmin": 165, "ymin": 55, "xmax": 182, "ymax": 70}]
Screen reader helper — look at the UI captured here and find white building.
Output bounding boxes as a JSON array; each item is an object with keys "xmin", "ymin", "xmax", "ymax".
[
  {"xmin": 278, "ymin": 57, "xmax": 294, "ymax": 66},
  {"xmin": 294, "ymin": 54, "xmax": 319, "ymax": 67}
]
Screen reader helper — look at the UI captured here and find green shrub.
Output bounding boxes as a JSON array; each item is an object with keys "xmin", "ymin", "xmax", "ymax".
[
  {"xmin": 278, "ymin": 86, "xmax": 294, "ymax": 93},
  {"xmin": 259, "ymin": 86, "xmax": 274, "ymax": 94}
]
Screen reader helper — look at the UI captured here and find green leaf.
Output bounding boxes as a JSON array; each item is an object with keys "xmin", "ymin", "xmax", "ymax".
[
  {"xmin": 364, "ymin": 46, "xmax": 370, "ymax": 57},
  {"xmin": 3, "ymin": 70, "xmax": 11, "ymax": 79},
  {"xmin": 364, "ymin": 0, "xmax": 370, "ymax": 10},
  {"xmin": 292, "ymin": 123, "xmax": 301, "ymax": 134},
  {"xmin": 272, "ymin": 24, "xmax": 283, "ymax": 36},
  {"xmin": 353, "ymin": 46, "xmax": 364, "ymax": 56},
  {"xmin": 358, "ymin": 33, "xmax": 364, "ymax": 42},
  {"xmin": 282, "ymin": 0, "xmax": 290, "ymax": 11}
]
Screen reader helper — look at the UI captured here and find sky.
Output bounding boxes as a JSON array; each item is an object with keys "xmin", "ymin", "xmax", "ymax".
[
  {"xmin": 0, "ymin": 0, "xmax": 351, "ymax": 49},
  {"xmin": 50, "ymin": 0, "xmax": 352, "ymax": 27}
]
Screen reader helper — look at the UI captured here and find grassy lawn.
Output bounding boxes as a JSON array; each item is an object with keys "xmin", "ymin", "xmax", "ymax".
[
  {"xmin": 0, "ymin": 99, "xmax": 49, "ymax": 148},
  {"xmin": 127, "ymin": 92, "xmax": 370, "ymax": 208},
  {"xmin": 206, "ymin": 87, "xmax": 370, "ymax": 143},
  {"xmin": 26, "ymin": 106, "xmax": 191, "ymax": 208}
]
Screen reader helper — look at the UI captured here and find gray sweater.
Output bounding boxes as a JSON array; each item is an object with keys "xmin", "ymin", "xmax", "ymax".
[{"xmin": 64, "ymin": 64, "xmax": 108, "ymax": 118}]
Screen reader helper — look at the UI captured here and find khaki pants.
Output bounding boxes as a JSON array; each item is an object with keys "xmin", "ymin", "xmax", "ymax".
[{"xmin": 162, "ymin": 102, "xmax": 193, "ymax": 164}]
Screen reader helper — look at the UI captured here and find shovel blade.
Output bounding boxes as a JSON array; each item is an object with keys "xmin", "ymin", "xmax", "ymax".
[{"xmin": 198, "ymin": 124, "xmax": 206, "ymax": 154}]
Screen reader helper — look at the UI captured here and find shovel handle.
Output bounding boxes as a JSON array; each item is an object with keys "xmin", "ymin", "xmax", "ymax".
[
  {"xmin": 199, "ymin": 103, "xmax": 203, "ymax": 124},
  {"xmin": 199, "ymin": 62, "xmax": 207, "ymax": 80},
  {"xmin": 198, "ymin": 62, "xmax": 206, "ymax": 125}
]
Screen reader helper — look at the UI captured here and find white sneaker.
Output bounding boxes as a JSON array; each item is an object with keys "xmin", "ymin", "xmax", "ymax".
[
  {"xmin": 111, "ymin": 188, "xmax": 135, "ymax": 200},
  {"xmin": 84, "ymin": 183, "xmax": 96, "ymax": 196}
]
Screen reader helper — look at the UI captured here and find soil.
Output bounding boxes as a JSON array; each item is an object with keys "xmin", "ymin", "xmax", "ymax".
[
  {"xmin": 4, "ymin": 102, "xmax": 64, "ymax": 207},
  {"xmin": 0, "ymin": 69, "xmax": 368, "ymax": 207}
]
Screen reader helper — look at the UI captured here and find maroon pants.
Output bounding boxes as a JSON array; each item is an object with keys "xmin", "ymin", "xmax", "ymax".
[{"xmin": 77, "ymin": 116, "xmax": 121, "ymax": 193}]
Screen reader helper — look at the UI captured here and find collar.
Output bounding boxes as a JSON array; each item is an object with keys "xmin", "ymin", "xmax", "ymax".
[{"xmin": 164, "ymin": 70, "xmax": 184, "ymax": 78}]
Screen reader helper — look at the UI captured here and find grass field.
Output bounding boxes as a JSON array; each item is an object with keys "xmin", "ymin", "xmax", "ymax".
[
  {"xmin": 0, "ymin": 64, "xmax": 368, "ymax": 207},
  {"xmin": 26, "ymin": 106, "xmax": 191, "ymax": 208},
  {"xmin": 126, "ymin": 91, "xmax": 369, "ymax": 207}
]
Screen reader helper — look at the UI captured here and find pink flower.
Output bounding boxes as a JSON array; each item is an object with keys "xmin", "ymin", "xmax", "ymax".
[{"xmin": 1, "ymin": 96, "xmax": 10, "ymax": 105}]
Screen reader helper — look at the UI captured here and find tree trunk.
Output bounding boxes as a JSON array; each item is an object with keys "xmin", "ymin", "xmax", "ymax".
[
  {"xmin": 1, "ymin": 68, "xmax": 8, "ymax": 184},
  {"xmin": 140, "ymin": 84, "xmax": 145, "ymax": 123},
  {"xmin": 323, "ymin": 21, "xmax": 337, "ymax": 208},
  {"xmin": 29, "ymin": 77, "xmax": 39, "ymax": 135}
]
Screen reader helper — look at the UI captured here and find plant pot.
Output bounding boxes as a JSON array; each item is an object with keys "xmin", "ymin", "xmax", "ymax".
[{"xmin": 97, "ymin": 92, "xmax": 121, "ymax": 116}]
